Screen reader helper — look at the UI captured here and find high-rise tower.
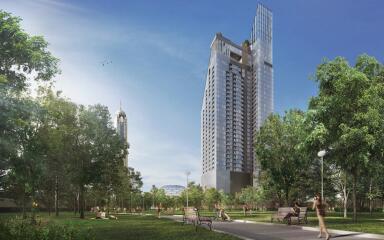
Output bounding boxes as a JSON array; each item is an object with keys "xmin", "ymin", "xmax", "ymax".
[
  {"xmin": 201, "ymin": 3, "xmax": 273, "ymax": 193},
  {"xmin": 116, "ymin": 103, "xmax": 129, "ymax": 167}
]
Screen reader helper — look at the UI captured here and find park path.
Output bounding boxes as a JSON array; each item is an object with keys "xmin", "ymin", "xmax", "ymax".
[{"xmin": 163, "ymin": 215, "xmax": 384, "ymax": 240}]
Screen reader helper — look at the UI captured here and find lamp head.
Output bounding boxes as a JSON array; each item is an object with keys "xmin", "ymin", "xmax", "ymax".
[{"xmin": 317, "ymin": 150, "xmax": 326, "ymax": 157}]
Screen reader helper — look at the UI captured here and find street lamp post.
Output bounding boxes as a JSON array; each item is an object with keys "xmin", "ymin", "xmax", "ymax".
[
  {"xmin": 130, "ymin": 191, "xmax": 132, "ymax": 213},
  {"xmin": 142, "ymin": 193, "xmax": 145, "ymax": 215},
  {"xmin": 186, "ymin": 171, "xmax": 191, "ymax": 208},
  {"xmin": 317, "ymin": 150, "xmax": 327, "ymax": 201}
]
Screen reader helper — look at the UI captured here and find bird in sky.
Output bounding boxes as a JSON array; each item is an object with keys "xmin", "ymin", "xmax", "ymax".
[{"xmin": 101, "ymin": 60, "xmax": 112, "ymax": 66}]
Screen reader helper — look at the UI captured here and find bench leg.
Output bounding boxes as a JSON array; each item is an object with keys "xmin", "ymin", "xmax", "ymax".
[{"xmin": 207, "ymin": 223, "xmax": 212, "ymax": 231}]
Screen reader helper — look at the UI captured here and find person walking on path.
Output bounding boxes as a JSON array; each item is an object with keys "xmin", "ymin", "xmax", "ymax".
[
  {"xmin": 243, "ymin": 204, "xmax": 250, "ymax": 216},
  {"xmin": 313, "ymin": 193, "xmax": 330, "ymax": 239},
  {"xmin": 214, "ymin": 203, "xmax": 221, "ymax": 220},
  {"xmin": 157, "ymin": 203, "xmax": 162, "ymax": 218}
]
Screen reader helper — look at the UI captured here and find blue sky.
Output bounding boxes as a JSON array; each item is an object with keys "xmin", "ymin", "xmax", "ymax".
[{"xmin": 2, "ymin": 0, "xmax": 384, "ymax": 191}]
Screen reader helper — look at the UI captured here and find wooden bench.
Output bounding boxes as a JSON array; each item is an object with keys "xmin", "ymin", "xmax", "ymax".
[
  {"xmin": 183, "ymin": 207, "xmax": 213, "ymax": 231},
  {"xmin": 271, "ymin": 207, "xmax": 308, "ymax": 224}
]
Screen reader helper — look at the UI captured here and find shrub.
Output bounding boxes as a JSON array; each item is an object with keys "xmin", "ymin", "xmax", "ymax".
[{"xmin": 0, "ymin": 218, "xmax": 94, "ymax": 240}]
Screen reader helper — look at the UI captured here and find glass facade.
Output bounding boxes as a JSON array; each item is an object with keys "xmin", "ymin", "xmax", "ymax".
[
  {"xmin": 160, "ymin": 185, "xmax": 185, "ymax": 196},
  {"xmin": 201, "ymin": 4, "xmax": 273, "ymax": 193}
]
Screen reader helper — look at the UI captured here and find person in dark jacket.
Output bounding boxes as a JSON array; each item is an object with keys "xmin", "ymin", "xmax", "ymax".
[{"xmin": 284, "ymin": 201, "xmax": 300, "ymax": 225}]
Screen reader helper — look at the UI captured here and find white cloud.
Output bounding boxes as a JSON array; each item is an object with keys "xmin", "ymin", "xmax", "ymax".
[
  {"xmin": 1, "ymin": 0, "xmax": 203, "ymax": 191},
  {"xmin": 30, "ymin": 0, "xmax": 88, "ymax": 13}
]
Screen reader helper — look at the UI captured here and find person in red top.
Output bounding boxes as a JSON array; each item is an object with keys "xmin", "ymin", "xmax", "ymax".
[
  {"xmin": 313, "ymin": 193, "xmax": 330, "ymax": 239},
  {"xmin": 243, "ymin": 204, "xmax": 249, "ymax": 216}
]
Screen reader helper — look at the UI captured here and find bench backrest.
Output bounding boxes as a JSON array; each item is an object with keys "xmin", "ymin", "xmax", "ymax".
[
  {"xmin": 277, "ymin": 207, "xmax": 291, "ymax": 216},
  {"xmin": 299, "ymin": 207, "xmax": 307, "ymax": 217},
  {"xmin": 184, "ymin": 207, "xmax": 197, "ymax": 217},
  {"xmin": 277, "ymin": 207, "xmax": 307, "ymax": 216}
]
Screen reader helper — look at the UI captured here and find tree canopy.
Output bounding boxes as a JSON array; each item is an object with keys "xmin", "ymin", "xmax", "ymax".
[{"xmin": 0, "ymin": 10, "xmax": 142, "ymax": 219}]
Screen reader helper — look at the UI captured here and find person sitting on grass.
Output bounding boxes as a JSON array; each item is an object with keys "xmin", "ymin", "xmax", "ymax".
[
  {"xmin": 220, "ymin": 208, "xmax": 231, "ymax": 221},
  {"xmin": 96, "ymin": 210, "xmax": 107, "ymax": 219},
  {"xmin": 284, "ymin": 202, "xmax": 300, "ymax": 225}
]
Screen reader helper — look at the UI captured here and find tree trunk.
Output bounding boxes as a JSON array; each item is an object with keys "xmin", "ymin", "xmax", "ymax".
[
  {"xmin": 343, "ymin": 196, "xmax": 348, "ymax": 218},
  {"xmin": 22, "ymin": 193, "xmax": 27, "ymax": 219},
  {"xmin": 352, "ymin": 172, "xmax": 357, "ymax": 222},
  {"xmin": 107, "ymin": 196, "xmax": 110, "ymax": 217},
  {"xmin": 343, "ymin": 173, "xmax": 348, "ymax": 218},
  {"xmin": 77, "ymin": 191, "xmax": 80, "ymax": 214},
  {"xmin": 382, "ymin": 197, "xmax": 384, "ymax": 213},
  {"xmin": 369, "ymin": 178, "xmax": 373, "ymax": 216},
  {"xmin": 73, "ymin": 194, "xmax": 76, "ymax": 215},
  {"xmin": 30, "ymin": 196, "xmax": 36, "ymax": 224},
  {"xmin": 47, "ymin": 194, "xmax": 51, "ymax": 216},
  {"xmin": 285, "ymin": 188, "xmax": 290, "ymax": 206},
  {"xmin": 55, "ymin": 175, "xmax": 59, "ymax": 216},
  {"xmin": 79, "ymin": 185, "xmax": 85, "ymax": 219}
]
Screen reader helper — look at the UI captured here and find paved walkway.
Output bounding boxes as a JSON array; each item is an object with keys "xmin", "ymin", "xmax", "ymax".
[{"xmin": 164, "ymin": 216, "xmax": 384, "ymax": 240}]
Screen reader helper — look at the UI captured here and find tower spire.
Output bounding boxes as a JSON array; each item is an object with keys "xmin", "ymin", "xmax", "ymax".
[{"xmin": 116, "ymin": 100, "xmax": 128, "ymax": 168}]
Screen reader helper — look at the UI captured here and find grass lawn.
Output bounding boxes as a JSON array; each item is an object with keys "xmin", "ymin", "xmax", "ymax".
[
  {"xmin": 2, "ymin": 210, "xmax": 383, "ymax": 239},
  {"xmin": 0, "ymin": 212, "xmax": 240, "ymax": 240}
]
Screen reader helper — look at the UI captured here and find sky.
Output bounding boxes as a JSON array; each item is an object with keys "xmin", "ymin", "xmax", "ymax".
[{"xmin": 2, "ymin": 0, "xmax": 384, "ymax": 191}]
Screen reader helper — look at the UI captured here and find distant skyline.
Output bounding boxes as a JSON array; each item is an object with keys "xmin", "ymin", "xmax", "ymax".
[{"xmin": 2, "ymin": 0, "xmax": 384, "ymax": 191}]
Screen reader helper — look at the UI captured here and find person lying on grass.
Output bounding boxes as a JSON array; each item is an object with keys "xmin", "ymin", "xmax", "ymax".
[{"xmin": 94, "ymin": 210, "xmax": 118, "ymax": 220}]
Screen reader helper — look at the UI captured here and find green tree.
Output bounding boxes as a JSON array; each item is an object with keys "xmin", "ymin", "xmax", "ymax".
[
  {"xmin": 113, "ymin": 167, "xmax": 142, "ymax": 211},
  {"xmin": 236, "ymin": 186, "xmax": 268, "ymax": 210},
  {"xmin": 36, "ymin": 89, "xmax": 78, "ymax": 216},
  {"xmin": 330, "ymin": 167, "xmax": 350, "ymax": 218},
  {"xmin": 0, "ymin": 10, "xmax": 59, "ymax": 184},
  {"xmin": 255, "ymin": 110, "xmax": 309, "ymax": 205},
  {"xmin": 0, "ymin": 11, "xmax": 59, "ymax": 92},
  {"xmin": 219, "ymin": 191, "xmax": 235, "ymax": 209},
  {"xmin": 308, "ymin": 55, "xmax": 383, "ymax": 221},
  {"xmin": 150, "ymin": 185, "xmax": 166, "ymax": 208},
  {"xmin": 2, "ymin": 98, "xmax": 46, "ymax": 219},
  {"xmin": 0, "ymin": 11, "xmax": 145, "ymax": 220},
  {"xmin": 203, "ymin": 188, "xmax": 221, "ymax": 210},
  {"xmin": 180, "ymin": 182, "xmax": 204, "ymax": 208},
  {"xmin": 66, "ymin": 104, "xmax": 128, "ymax": 218}
]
